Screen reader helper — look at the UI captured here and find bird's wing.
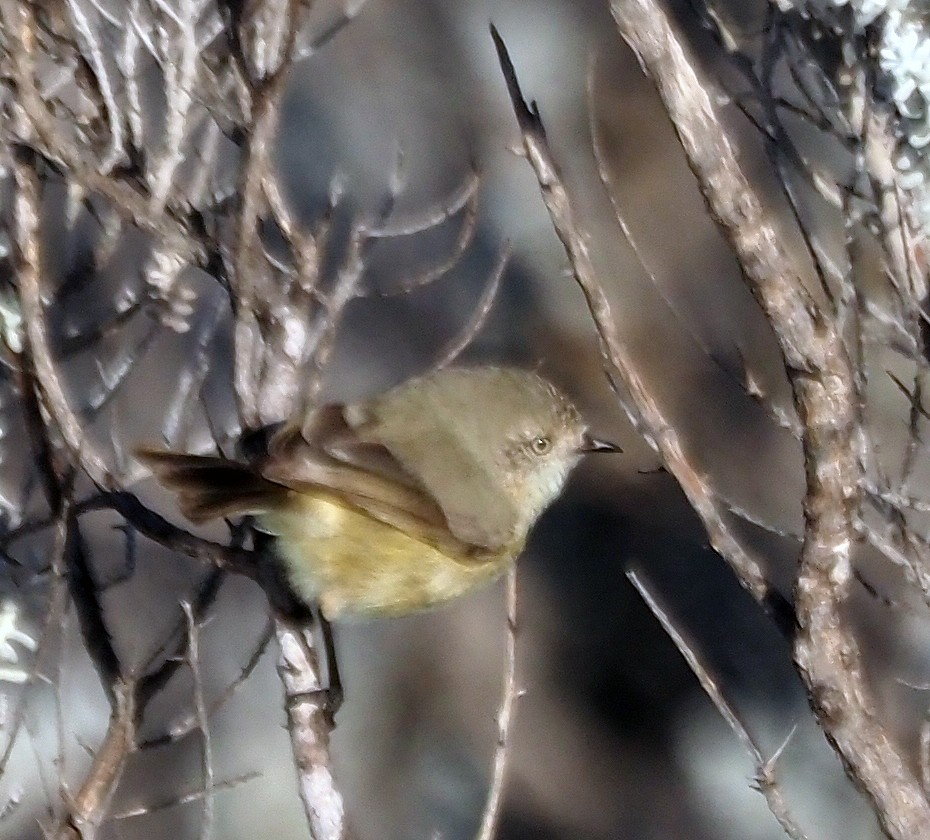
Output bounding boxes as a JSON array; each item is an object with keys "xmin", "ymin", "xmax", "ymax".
[
  {"xmin": 257, "ymin": 408, "xmax": 493, "ymax": 560},
  {"xmin": 342, "ymin": 395, "xmax": 523, "ymax": 551}
]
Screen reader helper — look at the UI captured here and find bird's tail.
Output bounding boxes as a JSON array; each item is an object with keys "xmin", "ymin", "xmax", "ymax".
[{"xmin": 135, "ymin": 448, "xmax": 283, "ymax": 523}]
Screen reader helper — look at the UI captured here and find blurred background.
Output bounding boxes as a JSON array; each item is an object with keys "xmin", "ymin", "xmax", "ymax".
[{"xmin": 2, "ymin": 0, "xmax": 921, "ymax": 838}]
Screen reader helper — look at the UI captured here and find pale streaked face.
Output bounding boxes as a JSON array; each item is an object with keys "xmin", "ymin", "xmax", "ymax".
[{"xmin": 494, "ymin": 398, "xmax": 587, "ymax": 533}]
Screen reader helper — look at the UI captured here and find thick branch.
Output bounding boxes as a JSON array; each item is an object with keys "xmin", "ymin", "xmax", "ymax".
[
  {"xmin": 274, "ymin": 615, "xmax": 350, "ymax": 840},
  {"xmin": 609, "ymin": 2, "xmax": 929, "ymax": 838}
]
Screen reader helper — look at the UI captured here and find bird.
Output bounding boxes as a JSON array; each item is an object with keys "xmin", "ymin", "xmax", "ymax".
[{"xmin": 137, "ymin": 366, "xmax": 621, "ymax": 620}]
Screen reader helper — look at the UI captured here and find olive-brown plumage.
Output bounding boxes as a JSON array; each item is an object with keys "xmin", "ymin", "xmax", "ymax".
[{"xmin": 137, "ymin": 366, "xmax": 620, "ymax": 619}]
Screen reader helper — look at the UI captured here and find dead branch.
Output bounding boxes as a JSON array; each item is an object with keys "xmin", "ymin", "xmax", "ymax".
[
  {"xmin": 182, "ymin": 600, "xmax": 215, "ymax": 840},
  {"xmin": 110, "ymin": 771, "xmax": 260, "ymax": 820},
  {"xmin": 55, "ymin": 680, "xmax": 136, "ymax": 840},
  {"xmin": 490, "ymin": 25, "xmax": 784, "ymax": 625},
  {"xmin": 435, "ymin": 242, "xmax": 510, "ymax": 371},
  {"xmin": 138, "ymin": 616, "xmax": 275, "ymax": 751},
  {"xmin": 274, "ymin": 614, "xmax": 350, "ymax": 840},
  {"xmin": 628, "ymin": 568, "xmax": 810, "ymax": 840},
  {"xmin": 608, "ymin": 2, "xmax": 930, "ymax": 837},
  {"xmin": 475, "ymin": 566, "xmax": 520, "ymax": 840},
  {"xmin": 12, "ymin": 142, "xmax": 112, "ymax": 488}
]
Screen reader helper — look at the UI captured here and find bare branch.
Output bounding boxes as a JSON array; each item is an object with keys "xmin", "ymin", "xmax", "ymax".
[
  {"xmin": 274, "ymin": 614, "xmax": 351, "ymax": 840},
  {"xmin": 364, "ymin": 171, "xmax": 480, "ymax": 239},
  {"xmin": 13, "ymin": 144, "xmax": 112, "ymax": 488},
  {"xmin": 63, "ymin": 514, "xmax": 123, "ymax": 702},
  {"xmin": 102, "ymin": 491, "xmax": 258, "ymax": 580},
  {"xmin": 138, "ymin": 616, "xmax": 274, "ymax": 751},
  {"xmin": 435, "ymin": 243, "xmax": 509, "ymax": 370},
  {"xmin": 490, "ymin": 24, "xmax": 780, "ymax": 620},
  {"xmin": 64, "ymin": 0, "xmax": 126, "ymax": 170},
  {"xmin": 608, "ymin": 3, "xmax": 930, "ymax": 837},
  {"xmin": 182, "ymin": 600, "xmax": 215, "ymax": 840},
  {"xmin": 148, "ymin": 0, "xmax": 198, "ymax": 211},
  {"xmin": 628, "ymin": 568, "xmax": 810, "ymax": 840},
  {"xmin": 587, "ymin": 55, "xmax": 802, "ymax": 439},
  {"xmin": 54, "ymin": 680, "xmax": 136, "ymax": 840},
  {"xmin": 0, "ymin": 502, "xmax": 71, "ymax": 778},
  {"xmin": 3, "ymin": 15, "xmax": 209, "ymax": 273},
  {"xmin": 230, "ymin": 65, "xmax": 291, "ymax": 425},
  {"xmin": 372, "ymin": 178, "xmax": 480, "ymax": 299},
  {"xmin": 475, "ymin": 566, "xmax": 520, "ymax": 840},
  {"xmin": 110, "ymin": 772, "xmax": 260, "ymax": 820}
]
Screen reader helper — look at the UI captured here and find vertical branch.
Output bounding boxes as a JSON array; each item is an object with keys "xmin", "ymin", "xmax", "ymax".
[
  {"xmin": 607, "ymin": 2, "xmax": 930, "ymax": 838},
  {"xmin": 274, "ymin": 615, "xmax": 350, "ymax": 840},
  {"xmin": 64, "ymin": 0, "xmax": 126, "ymax": 170},
  {"xmin": 148, "ymin": 0, "xmax": 199, "ymax": 211},
  {"xmin": 0, "ymin": 503, "xmax": 70, "ymax": 777},
  {"xmin": 10, "ymin": 15, "xmax": 112, "ymax": 489},
  {"xmin": 183, "ymin": 601, "xmax": 215, "ymax": 840},
  {"xmin": 475, "ymin": 566, "xmax": 520, "ymax": 840},
  {"xmin": 230, "ymin": 67, "xmax": 290, "ymax": 426}
]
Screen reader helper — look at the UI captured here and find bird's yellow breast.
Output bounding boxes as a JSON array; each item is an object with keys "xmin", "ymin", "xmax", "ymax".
[{"xmin": 259, "ymin": 491, "xmax": 515, "ymax": 619}]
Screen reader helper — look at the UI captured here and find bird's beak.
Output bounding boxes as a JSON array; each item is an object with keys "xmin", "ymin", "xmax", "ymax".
[{"xmin": 579, "ymin": 432, "xmax": 623, "ymax": 454}]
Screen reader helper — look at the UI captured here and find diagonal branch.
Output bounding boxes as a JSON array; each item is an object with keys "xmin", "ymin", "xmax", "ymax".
[
  {"xmin": 55, "ymin": 680, "xmax": 136, "ymax": 840},
  {"xmin": 628, "ymin": 568, "xmax": 810, "ymax": 840},
  {"xmin": 608, "ymin": 3, "xmax": 930, "ymax": 838},
  {"xmin": 490, "ymin": 24, "xmax": 783, "ymax": 623}
]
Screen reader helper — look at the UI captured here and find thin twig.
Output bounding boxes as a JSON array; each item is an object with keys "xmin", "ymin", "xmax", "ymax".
[
  {"xmin": 490, "ymin": 24, "xmax": 780, "ymax": 621},
  {"xmin": 627, "ymin": 568, "xmax": 810, "ymax": 840},
  {"xmin": 183, "ymin": 600, "xmax": 215, "ymax": 840},
  {"xmin": 475, "ymin": 566, "xmax": 520, "ymax": 840},
  {"xmin": 138, "ymin": 616, "xmax": 275, "ymax": 750},
  {"xmin": 435, "ymin": 243, "xmax": 510, "ymax": 370},
  {"xmin": 110, "ymin": 772, "xmax": 260, "ymax": 820},
  {"xmin": 586, "ymin": 54, "xmax": 802, "ymax": 439},
  {"xmin": 0, "ymin": 501, "xmax": 71, "ymax": 778}
]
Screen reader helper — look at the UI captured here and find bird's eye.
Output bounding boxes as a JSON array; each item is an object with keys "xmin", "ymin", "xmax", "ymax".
[{"xmin": 530, "ymin": 436, "xmax": 552, "ymax": 456}]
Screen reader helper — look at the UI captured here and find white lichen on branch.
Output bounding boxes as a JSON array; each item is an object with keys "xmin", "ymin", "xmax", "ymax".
[{"xmin": 776, "ymin": 0, "xmax": 930, "ymax": 240}]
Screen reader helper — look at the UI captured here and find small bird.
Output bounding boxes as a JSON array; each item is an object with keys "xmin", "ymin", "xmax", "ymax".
[{"xmin": 137, "ymin": 366, "xmax": 620, "ymax": 619}]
